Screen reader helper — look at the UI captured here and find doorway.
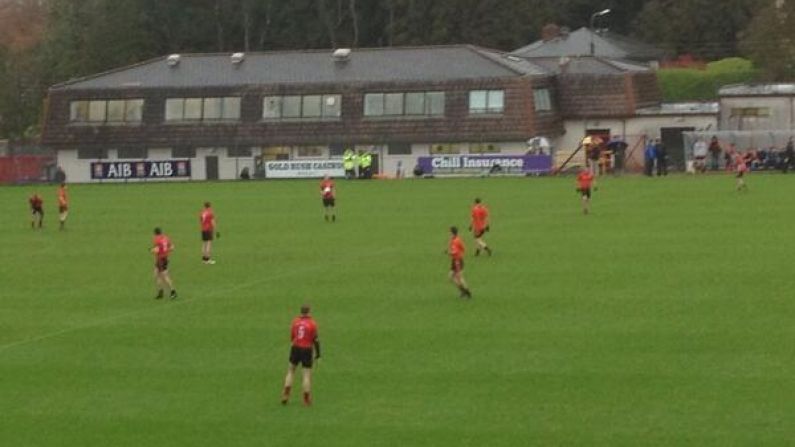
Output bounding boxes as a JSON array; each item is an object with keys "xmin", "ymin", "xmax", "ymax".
[{"xmin": 205, "ymin": 156, "xmax": 219, "ymax": 180}]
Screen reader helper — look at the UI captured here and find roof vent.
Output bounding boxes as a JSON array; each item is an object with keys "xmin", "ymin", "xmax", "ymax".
[
  {"xmin": 332, "ymin": 48, "xmax": 351, "ymax": 62},
  {"xmin": 166, "ymin": 54, "xmax": 181, "ymax": 68},
  {"xmin": 231, "ymin": 52, "xmax": 245, "ymax": 65},
  {"xmin": 507, "ymin": 55, "xmax": 522, "ymax": 62}
]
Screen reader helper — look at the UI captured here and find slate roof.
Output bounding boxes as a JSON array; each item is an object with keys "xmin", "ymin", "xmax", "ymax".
[
  {"xmin": 52, "ymin": 45, "xmax": 549, "ymax": 91},
  {"xmin": 528, "ymin": 56, "xmax": 651, "ymax": 75},
  {"xmin": 511, "ymin": 27, "xmax": 665, "ymax": 62}
]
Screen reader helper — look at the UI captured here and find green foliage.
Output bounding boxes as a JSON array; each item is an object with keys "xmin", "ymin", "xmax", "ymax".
[
  {"xmin": 740, "ymin": 0, "xmax": 795, "ymax": 81},
  {"xmin": 657, "ymin": 58, "xmax": 761, "ymax": 101},
  {"xmin": 1, "ymin": 177, "xmax": 794, "ymax": 446}
]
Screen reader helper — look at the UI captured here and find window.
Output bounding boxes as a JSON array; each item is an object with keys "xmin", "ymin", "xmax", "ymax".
[
  {"xmin": 730, "ymin": 107, "xmax": 770, "ymax": 117},
  {"xmin": 388, "ymin": 143, "xmax": 412, "ymax": 155},
  {"xmin": 329, "ymin": 143, "xmax": 345, "ymax": 156},
  {"xmin": 533, "ymin": 88, "xmax": 552, "ymax": 112},
  {"xmin": 117, "ymin": 148, "xmax": 147, "ymax": 159},
  {"xmin": 364, "ymin": 93, "xmax": 384, "ymax": 116},
  {"xmin": 165, "ymin": 97, "xmax": 240, "ymax": 122},
  {"xmin": 228, "ymin": 147, "xmax": 253, "ymax": 157},
  {"xmin": 77, "ymin": 148, "xmax": 108, "ymax": 159},
  {"xmin": 469, "ymin": 90, "xmax": 504, "ymax": 114},
  {"xmin": 297, "ymin": 146, "xmax": 324, "ymax": 157},
  {"xmin": 430, "ymin": 144, "xmax": 460, "ymax": 154},
  {"xmin": 172, "ymin": 147, "xmax": 196, "ymax": 158},
  {"xmin": 364, "ymin": 92, "xmax": 445, "ymax": 117},
  {"xmin": 262, "ymin": 94, "xmax": 342, "ymax": 119},
  {"xmin": 69, "ymin": 99, "xmax": 145, "ymax": 123}
]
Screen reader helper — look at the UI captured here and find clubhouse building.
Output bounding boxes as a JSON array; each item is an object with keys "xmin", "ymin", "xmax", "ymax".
[{"xmin": 42, "ymin": 39, "xmax": 716, "ymax": 181}]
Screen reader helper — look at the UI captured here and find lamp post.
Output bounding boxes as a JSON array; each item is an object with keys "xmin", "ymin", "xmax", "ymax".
[{"xmin": 589, "ymin": 8, "xmax": 611, "ymax": 56}]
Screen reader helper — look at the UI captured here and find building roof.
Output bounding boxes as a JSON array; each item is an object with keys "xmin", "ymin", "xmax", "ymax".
[
  {"xmin": 511, "ymin": 27, "xmax": 665, "ymax": 62},
  {"xmin": 51, "ymin": 45, "xmax": 549, "ymax": 91},
  {"xmin": 635, "ymin": 102, "xmax": 719, "ymax": 116},
  {"xmin": 527, "ymin": 56, "xmax": 651, "ymax": 75},
  {"xmin": 719, "ymin": 83, "xmax": 795, "ymax": 97}
]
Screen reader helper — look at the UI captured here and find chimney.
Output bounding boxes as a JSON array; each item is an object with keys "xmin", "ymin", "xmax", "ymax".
[
  {"xmin": 541, "ymin": 24, "xmax": 561, "ymax": 41},
  {"xmin": 231, "ymin": 52, "xmax": 245, "ymax": 65},
  {"xmin": 332, "ymin": 48, "xmax": 351, "ymax": 63}
]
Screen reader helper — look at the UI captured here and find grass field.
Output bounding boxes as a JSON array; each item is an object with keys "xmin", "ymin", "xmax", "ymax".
[{"xmin": 1, "ymin": 175, "xmax": 793, "ymax": 446}]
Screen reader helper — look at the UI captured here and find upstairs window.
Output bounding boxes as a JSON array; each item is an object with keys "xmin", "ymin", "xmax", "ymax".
[
  {"xmin": 533, "ymin": 88, "xmax": 552, "ymax": 112},
  {"xmin": 364, "ymin": 92, "xmax": 445, "ymax": 117},
  {"xmin": 262, "ymin": 94, "xmax": 341, "ymax": 120},
  {"xmin": 165, "ymin": 97, "xmax": 241, "ymax": 122},
  {"xmin": 70, "ymin": 99, "xmax": 144, "ymax": 124},
  {"xmin": 469, "ymin": 90, "xmax": 504, "ymax": 114}
]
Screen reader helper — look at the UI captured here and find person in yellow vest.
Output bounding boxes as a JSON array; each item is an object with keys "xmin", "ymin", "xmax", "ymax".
[
  {"xmin": 343, "ymin": 148, "xmax": 356, "ymax": 179},
  {"xmin": 360, "ymin": 151, "xmax": 373, "ymax": 179}
]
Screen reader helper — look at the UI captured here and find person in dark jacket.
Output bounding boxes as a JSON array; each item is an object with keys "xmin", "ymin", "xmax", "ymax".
[
  {"xmin": 655, "ymin": 138, "xmax": 668, "ymax": 176},
  {"xmin": 783, "ymin": 137, "xmax": 794, "ymax": 174},
  {"xmin": 644, "ymin": 140, "xmax": 656, "ymax": 177}
]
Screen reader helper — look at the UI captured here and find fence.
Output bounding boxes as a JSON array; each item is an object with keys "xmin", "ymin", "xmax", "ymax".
[
  {"xmin": 0, "ymin": 155, "xmax": 56, "ymax": 184},
  {"xmin": 681, "ymin": 130, "xmax": 795, "ymax": 170}
]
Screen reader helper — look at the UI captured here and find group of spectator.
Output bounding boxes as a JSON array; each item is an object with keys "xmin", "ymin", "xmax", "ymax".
[
  {"xmin": 643, "ymin": 138, "xmax": 668, "ymax": 177},
  {"xmin": 693, "ymin": 136, "xmax": 795, "ymax": 173}
]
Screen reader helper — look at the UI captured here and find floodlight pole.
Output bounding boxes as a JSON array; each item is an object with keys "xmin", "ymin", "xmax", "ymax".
[{"xmin": 589, "ymin": 9, "xmax": 611, "ymax": 56}]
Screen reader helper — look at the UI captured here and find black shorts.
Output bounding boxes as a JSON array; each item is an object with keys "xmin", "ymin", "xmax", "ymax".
[
  {"xmin": 450, "ymin": 258, "xmax": 464, "ymax": 273},
  {"xmin": 322, "ymin": 197, "xmax": 335, "ymax": 207},
  {"xmin": 473, "ymin": 228, "xmax": 486, "ymax": 238},
  {"xmin": 31, "ymin": 207, "xmax": 43, "ymax": 216},
  {"xmin": 578, "ymin": 188, "xmax": 592, "ymax": 198},
  {"xmin": 155, "ymin": 258, "xmax": 169, "ymax": 272},
  {"xmin": 201, "ymin": 230, "xmax": 214, "ymax": 241},
  {"xmin": 59, "ymin": 205, "xmax": 68, "ymax": 213},
  {"xmin": 289, "ymin": 346, "xmax": 314, "ymax": 368}
]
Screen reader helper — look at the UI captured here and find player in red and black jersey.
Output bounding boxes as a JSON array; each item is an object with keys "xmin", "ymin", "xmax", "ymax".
[
  {"xmin": 281, "ymin": 305, "xmax": 321, "ymax": 406},
  {"xmin": 470, "ymin": 198, "xmax": 492, "ymax": 256},
  {"xmin": 320, "ymin": 175, "xmax": 336, "ymax": 222},
  {"xmin": 29, "ymin": 193, "xmax": 43, "ymax": 229},
  {"xmin": 447, "ymin": 226, "xmax": 472, "ymax": 298},
  {"xmin": 151, "ymin": 227, "xmax": 177, "ymax": 299},
  {"xmin": 199, "ymin": 202, "xmax": 218, "ymax": 264}
]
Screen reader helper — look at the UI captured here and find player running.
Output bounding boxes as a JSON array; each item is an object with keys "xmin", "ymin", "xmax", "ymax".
[
  {"xmin": 57, "ymin": 183, "xmax": 68, "ymax": 230},
  {"xmin": 29, "ymin": 192, "xmax": 43, "ymax": 229},
  {"xmin": 470, "ymin": 198, "xmax": 492, "ymax": 256},
  {"xmin": 200, "ymin": 202, "xmax": 218, "ymax": 264},
  {"xmin": 576, "ymin": 167, "xmax": 595, "ymax": 215},
  {"xmin": 151, "ymin": 227, "xmax": 177, "ymax": 299},
  {"xmin": 735, "ymin": 152, "xmax": 748, "ymax": 192},
  {"xmin": 320, "ymin": 175, "xmax": 336, "ymax": 222},
  {"xmin": 281, "ymin": 305, "xmax": 321, "ymax": 406},
  {"xmin": 447, "ymin": 226, "xmax": 472, "ymax": 299}
]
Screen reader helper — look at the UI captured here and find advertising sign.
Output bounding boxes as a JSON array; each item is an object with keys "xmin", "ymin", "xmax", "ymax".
[
  {"xmin": 90, "ymin": 160, "xmax": 191, "ymax": 179},
  {"xmin": 416, "ymin": 154, "xmax": 552, "ymax": 175},
  {"xmin": 264, "ymin": 159, "xmax": 345, "ymax": 179}
]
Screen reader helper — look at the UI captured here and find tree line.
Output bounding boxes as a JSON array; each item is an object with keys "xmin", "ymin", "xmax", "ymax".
[{"xmin": 0, "ymin": 0, "xmax": 792, "ymax": 140}]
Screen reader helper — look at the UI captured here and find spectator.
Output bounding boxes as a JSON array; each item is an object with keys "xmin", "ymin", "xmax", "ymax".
[
  {"xmin": 240, "ymin": 167, "xmax": 251, "ymax": 180},
  {"xmin": 644, "ymin": 140, "xmax": 655, "ymax": 177},
  {"xmin": 655, "ymin": 138, "xmax": 667, "ymax": 176},
  {"xmin": 708, "ymin": 136, "xmax": 722, "ymax": 171},
  {"xmin": 783, "ymin": 137, "xmax": 794, "ymax": 174},
  {"xmin": 54, "ymin": 166, "xmax": 67, "ymax": 184}
]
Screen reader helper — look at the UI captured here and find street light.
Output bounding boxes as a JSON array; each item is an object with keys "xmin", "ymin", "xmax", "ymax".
[{"xmin": 589, "ymin": 8, "xmax": 611, "ymax": 56}]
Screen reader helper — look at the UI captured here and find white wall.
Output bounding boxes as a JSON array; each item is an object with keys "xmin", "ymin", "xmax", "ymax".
[{"xmin": 720, "ymin": 96, "xmax": 795, "ymax": 131}]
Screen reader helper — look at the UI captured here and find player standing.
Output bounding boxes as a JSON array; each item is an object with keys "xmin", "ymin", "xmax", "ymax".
[
  {"xmin": 320, "ymin": 175, "xmax": 336, "ymax": 222},
  {"xmin": 29, "ymin": 192, "xmax": 43, "ymax": 229},
  {"xmin": 281, "ymin": 305, "xmax": 321, "ymax": 406},
  {"xmin": 151, "ymin": 227, "xmax": 177, "ymax": 299},
  {"xmin": 200, "ymin": 202, "xmax": 217, "ymax": 264},
  {"xmin": 57, "ymin": 183, "xmax": 68, "ymax": 230},
  {"xmin": 735, "ymin": 152, "xmax": 748, "ymax": 192},
  {"xmin": 576, "ymin": 167, "xmax": 595, "ymax": 215},
  {"xmin": 470, "ymin": 198, "xmax": 492, "ymax": 256},
  {"xmin": 447, "ymin": 226, "xmax": 472, "ymax": 298}
]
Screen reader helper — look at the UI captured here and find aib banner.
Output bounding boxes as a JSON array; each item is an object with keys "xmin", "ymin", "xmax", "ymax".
[
  {"xmin": 264, "ymin": 159, "xmax": 345, "ymax": 179},
  {"xmin": 416, "ymin": 154, "xmax": 552, "ymax": 175},
  {"xmin": 90, "ymin": 160, "xmax": 191, "ymax": 180}
]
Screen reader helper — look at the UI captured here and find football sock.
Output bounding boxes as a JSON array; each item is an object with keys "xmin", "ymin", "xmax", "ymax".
[
  {"xmin": 332, "ymin": 214, "xmax": 336, "ymax": 222},
  {"xmin": 485, "ymin": 246, "xmax": 492, "ymax": 256},
  {"xmin": 475, "ymin": 248, "xmax": 480, "ymax": 256},
  {"xmin": 324, "ymin": 215, "xmax": 329, "ymax": 222},
  {"xmin": 303, "ymin": 392, "xmax": 311, "ymax": 406},
  {"xmin": 170, "ymin": 290, "xmax": 177, "ymax": 299},
  {"xmin": 156, "ymin": 290, "xmax": 164, "ymax": 299},
  {"xmin": 281, "ymin": 386, "xmax": 291, "ymax": 404}
]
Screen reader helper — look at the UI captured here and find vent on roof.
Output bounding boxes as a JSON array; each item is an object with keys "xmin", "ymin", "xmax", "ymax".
[
  {"xmin": 231, "ymin": 52, "xmax": 245, "ymax": 65},
  {"xmin": 507, "ymin": 55, "xmax": 522, "ymax": 62},
  {"xmin": 332, "ymin": 48, "xmax": 351, "ymax": 62},
  {"xmin": 166, "ymin": 54, "xmax": 181, "ymax": 68}
]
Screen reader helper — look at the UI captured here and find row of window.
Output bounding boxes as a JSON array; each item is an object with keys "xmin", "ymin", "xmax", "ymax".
[
  {"xmin": 68, "ymin": 89, "xmax": 554, "ymax": 124},
  {"xmin": 75, "ymin": 142, "xmax": 510, "ymax": 160}
]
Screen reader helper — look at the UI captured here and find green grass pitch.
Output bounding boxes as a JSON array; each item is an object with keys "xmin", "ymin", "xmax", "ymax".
[{"xmin": 1, "ymin": 175, "xmax": 793, "ymax": 446}]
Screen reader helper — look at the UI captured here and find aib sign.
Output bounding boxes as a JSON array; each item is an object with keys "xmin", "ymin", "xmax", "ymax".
[{"xmin": 91, "ymin": 160, "xmax": 191, "ymax": 179}]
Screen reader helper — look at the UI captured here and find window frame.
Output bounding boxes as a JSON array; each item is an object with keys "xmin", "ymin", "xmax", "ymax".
[
  {"xmin": 69, "ymin": 99, "xmax": 145, "ymax": 124},
  {"xmin": 533, "ymin": 88, "xmax": 552, "ymax": 112},
  {"xmin": 469, "ymin": 89, "xmax": 505, "ymax": 114},
  {"xmin": 364, "ymin": 91, "xmax": 445, "ymax": 118},
  {"xmin": 262, "ymin": 94, "xmax": 343, "ymax": 120}
]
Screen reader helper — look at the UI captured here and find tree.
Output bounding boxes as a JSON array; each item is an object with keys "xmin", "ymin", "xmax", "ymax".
[{"xmin": 740, "ymin": 0, "xmax": 795, "ymax": 80}]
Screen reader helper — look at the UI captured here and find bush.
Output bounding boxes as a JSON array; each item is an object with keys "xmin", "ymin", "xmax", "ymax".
[{"xmin": 657, "ymin": 58, "xmax": 761, "ymax": 101}]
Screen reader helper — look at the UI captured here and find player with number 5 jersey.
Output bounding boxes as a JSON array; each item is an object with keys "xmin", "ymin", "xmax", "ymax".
[{"xmin": 281, "ymin": 305, "xmax": 321, "ymax": 406}]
